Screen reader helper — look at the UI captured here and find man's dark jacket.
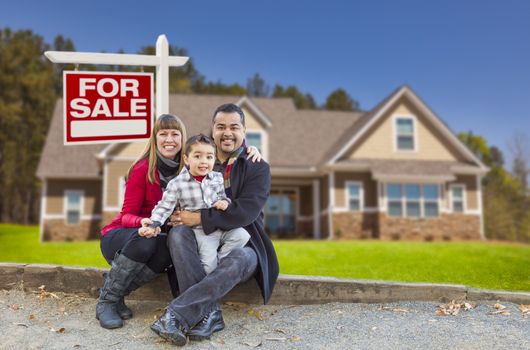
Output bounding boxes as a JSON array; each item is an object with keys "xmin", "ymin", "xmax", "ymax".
[{"xmin": 200, "ymin": 150, "xmax": 279, "ymax": 304}]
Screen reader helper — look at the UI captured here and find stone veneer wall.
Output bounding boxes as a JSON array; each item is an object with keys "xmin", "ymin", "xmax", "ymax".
[
  {"xmin": 378, "ymin": 213, "xmax": 481, "ymax": 241},
  {"xmin": 332, "ymin": 212, "xmax": 378, "ymax": 239},
  {"xmin": 42, "ymin": 211, "xmax": 120, "ymax": 241},
  {"xmin": 43, "ymin": 219, "xmax": 102, "ymax": 241}
]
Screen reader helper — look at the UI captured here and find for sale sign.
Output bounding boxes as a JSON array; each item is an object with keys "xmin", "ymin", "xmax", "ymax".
[{"xmin": 63, "ymin": 71, "xmax": 153, "ymax": 145}]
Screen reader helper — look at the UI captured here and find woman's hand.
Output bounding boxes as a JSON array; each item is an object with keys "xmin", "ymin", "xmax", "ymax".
[
  {"xmin": 246, "ymin": 146, "xmax": 263, "ymax": 162},
  {"xmin": 141, "ymin": 218, "xmax": 153, "ymax": 227},
  {"xmin": 138, "ymin": 226, "xmax": 160, "ymax": 238}
]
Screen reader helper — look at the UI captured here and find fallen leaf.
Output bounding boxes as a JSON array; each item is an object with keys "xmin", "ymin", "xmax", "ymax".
[
  {"xmin": 494, "ymin": 303, "xmax": 506, "ymax": 310},
  {"xmin": 379, "ymin": 306, "xmax": 409, "ymax": 313},
  {"xmin": 435, "ymin": 309, "xmax": 448, "ymax": 316},
  {"xmin": 13, "ymin": 323, "xmax": 28, "ymax": 327},
  {"xmin": 246, "ymin": 309, "xmax": 255, "ymax": 316},
  {"xmin": 274, "ymin": 329, "xmax": 287, "ymax": 334},
  {"xmin": 371, "ymin": 326, "xmax": 378, "ymax": 331},
  {"xmin": 224, "ymin": 301, "xmax": 248, "ymax": 308},
  {"xmin": 35, "ymin": 285, "xmax": 60, "ymax": 300},
  {"xmin": 255, "ymin": 310, "xmax": 264, "ymax": 321},
  {"xmin": 520, "ymin": 304, "xmax": 530, "ymax": 318},
  {"xmin": 291, "ymin": 336, "xmax": 301, "ymax": 342},
  {"xmin": 489, "ymin": 310, "xmax": 510, "ymax": 316},
  {"xmin": 241, "ymin": 340, "xmax": 262, "ymax": 347},
  {"xmin": 435, "ymin": 300, "xmax": 474, "ymax": 316},
  {"xmin": 336, "ymin": 325, "xmax": 345, "ymax": 330},
  {"xmin": 10, "ymin": 304, "xmax": 21, "ymax": 310},
  {"xmin": 51, "ymin": 327, "xmax": 66, "ymax": 333},
  {"xmin": 28, "ymin": 314, "xmax": 35, "ymax": 320},
  {"xmin": 265, "ymin": 337, "xmax": 287, "ymax": 341},
  {"xmin": 59, "ymin": 307, "xmax": 66, "ymax": 313}
]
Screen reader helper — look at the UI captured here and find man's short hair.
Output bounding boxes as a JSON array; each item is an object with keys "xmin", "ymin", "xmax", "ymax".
[{"xmin": 212, "ymin": 103, "xmax": 245, "ymax": 127}]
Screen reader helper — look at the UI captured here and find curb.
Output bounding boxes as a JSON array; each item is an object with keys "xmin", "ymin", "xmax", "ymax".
[{"xmin": 1, "ymin": 263, "xmax": 529, "ymax": 305}]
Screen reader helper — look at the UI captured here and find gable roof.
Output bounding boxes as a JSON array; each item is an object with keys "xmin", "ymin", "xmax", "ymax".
[
  {"xmin": 37, "ymin": 87, "xmax": 487, "ymax": 179},
  {"xmin": 37, "ymin": 100, "xmax": 106, "ymax": 179},
  {"xmin": 326, "ymin": 85, "xmax": 489, "ymax": 171}
]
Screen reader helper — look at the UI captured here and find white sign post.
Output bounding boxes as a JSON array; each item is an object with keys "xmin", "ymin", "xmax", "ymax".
[{"xmin": 45, "ymin": 34, "xmax": 188, "ymax": 143}]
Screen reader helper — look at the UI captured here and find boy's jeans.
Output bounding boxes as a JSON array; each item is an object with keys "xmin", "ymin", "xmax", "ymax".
[{"xmin": 193, "ymin": 226, "xmax": 250, "ymax": 274}]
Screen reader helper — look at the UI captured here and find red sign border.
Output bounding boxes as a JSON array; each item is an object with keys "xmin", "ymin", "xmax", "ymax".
[{"xmin": 63, "ymin": 70, "xmax": 154, "ymax": 145}]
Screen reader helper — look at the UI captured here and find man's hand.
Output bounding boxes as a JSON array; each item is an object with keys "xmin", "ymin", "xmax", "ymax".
[
  {"xmin": 169, "ymin": 208, "xmax": 181, "ymax": 226},
  {"xmin": 180, "ymin": 210, "xmax": 201, "ymax": 226},
  {"xmin": 246, "ymin": 146, "xmax": 262, "ymax": 162},
  {"xmin": 213, "ymin": 200, "xmax": 229, "ymax": 211}
]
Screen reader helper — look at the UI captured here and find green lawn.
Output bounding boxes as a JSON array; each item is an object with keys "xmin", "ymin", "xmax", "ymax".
[{"xmin": 1, "ymin": 224, "xmax": 529, "ymax": 291}]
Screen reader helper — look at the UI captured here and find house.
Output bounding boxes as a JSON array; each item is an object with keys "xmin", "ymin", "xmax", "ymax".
[{"xmin": 37, "ymin": 85, "xmax": 489, "ymax": 241}]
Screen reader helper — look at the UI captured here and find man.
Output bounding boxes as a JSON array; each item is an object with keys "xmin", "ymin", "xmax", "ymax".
[{"xmin": 151, "ymin": 103, "xmax": 279, "ymax": 346}]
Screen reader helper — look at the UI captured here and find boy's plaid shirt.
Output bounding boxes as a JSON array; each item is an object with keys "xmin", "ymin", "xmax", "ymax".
[{"xmin": 150, "ymin": 167, "xmax": 229, "ymax": 225}]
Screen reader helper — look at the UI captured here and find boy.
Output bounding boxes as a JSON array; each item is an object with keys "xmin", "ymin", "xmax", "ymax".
[{"xmin": 142, "ymin": 134, "xmax": 250, "ymax": 274}]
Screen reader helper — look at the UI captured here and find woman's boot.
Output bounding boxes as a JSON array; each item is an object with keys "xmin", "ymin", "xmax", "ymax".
[
  {"xmin": 96, "ymin": 253, "xmax": 144, "ymax": 329},
  {"xmin": 116, "ymin": 264, "xmax": 159, "ymax": 320}
]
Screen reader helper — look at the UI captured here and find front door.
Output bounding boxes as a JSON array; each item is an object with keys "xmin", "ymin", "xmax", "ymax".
[{"xmin": 264, "ymin": 189, "xmax": 296, "ymax": 236}]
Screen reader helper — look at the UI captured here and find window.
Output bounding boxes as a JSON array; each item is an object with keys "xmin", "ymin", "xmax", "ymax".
[
  {"xmin": 451, "ymin": 185, "xmax": 465, "ymax": 213},
  {"xmin": 346, "ymin": 182, "xmax": 362, "ymax": 211},
  {"xmin": 387, "ymin": 184, "xmax": 403, "ymax": 217},
  {"xmin": 405, "ymin": 184, "xmax": 421, "ymax": 217},
  {"xmin": 65, "ymin": 191, "xmax": 82, "ymax": 225},
  {"xmin": 246, "ymin": 131, "xmax": 263, "ymax": 153},
  {"xmin": 396, "ymin": 117, "xmax": 415, "ymax": 151},
  {"xmin": 386, "ymin": 183, "xmax": 439, "ymax": 218},
  {"xmin": 423, "ymin": 184, "xmax": 439, "ymax": 217}
]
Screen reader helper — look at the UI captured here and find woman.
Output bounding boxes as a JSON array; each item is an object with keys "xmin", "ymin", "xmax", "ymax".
[{"xmin": 96, "ymin": 114, "xmax": 261, "ymax": 329}]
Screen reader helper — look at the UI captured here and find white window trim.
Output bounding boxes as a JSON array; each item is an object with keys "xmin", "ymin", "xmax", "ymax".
[
  {"xmin": 63, "ymin": 190, "xmax": 84, "ymax": 225},
  {"xmin": 393, "ymin": 115, "xmax": 418, "ymax": 153},
  {"xmin": 449, "ymin": 184, "xmax": 467, "ymax": 213},
  {"xmin": 246, "ymin": 129, "xmax": 268, "ymax": 161},
  {"xmin": 345, "ymin": 181, "xmax": 364, "ymax": 212}
]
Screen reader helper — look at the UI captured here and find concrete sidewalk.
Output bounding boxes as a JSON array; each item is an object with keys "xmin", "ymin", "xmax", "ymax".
[{"xmin": 1, "ymin": 263, "xmax": 529, "ymax": 305}]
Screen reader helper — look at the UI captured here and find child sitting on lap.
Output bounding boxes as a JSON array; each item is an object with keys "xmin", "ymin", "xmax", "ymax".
[{"xmin": 142, "ymin": 134, "xmax": 250, "ymax": 274}]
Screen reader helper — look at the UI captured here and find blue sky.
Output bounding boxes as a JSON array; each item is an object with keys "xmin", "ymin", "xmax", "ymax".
[{"xmin": 2, "ymin": 0, "xmax": 529, "ymax": 165}]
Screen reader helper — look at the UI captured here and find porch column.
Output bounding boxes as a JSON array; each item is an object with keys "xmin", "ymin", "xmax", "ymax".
[
  {"xmin": 313, "ymin": 179, "xmax": 321, "ymax": 239},
  {"xmin": 328, "ymin": 172, "xmax": 335, "ymax": 240},
  {"xmin": 477, "ymin": 174, "xmax": 485, "ymax": 240},
  {"xmin": 39, "ymin": 178, "xmax": 47, "ymax": 242}
]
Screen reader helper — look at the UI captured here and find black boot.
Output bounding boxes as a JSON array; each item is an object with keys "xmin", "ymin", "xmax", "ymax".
[
  {"xmin": 117, "ymin": 265, "xmax": 159, "ymax": 320},
  {"xmin": 96, "ymin": 253, "xmax": 144, "ymax": 329},
  {"xmin": 151, "ymin": 309, "xmax": 187, "ymax": 346},
  {"xmin": 187, "ymin": 307, "xmax": 225, "ymax": 340}
]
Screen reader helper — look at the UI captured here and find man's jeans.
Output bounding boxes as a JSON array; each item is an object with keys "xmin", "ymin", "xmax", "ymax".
[{"xmin": 167, "ymin": 225, "xmax": 257, "ymax": 330}]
